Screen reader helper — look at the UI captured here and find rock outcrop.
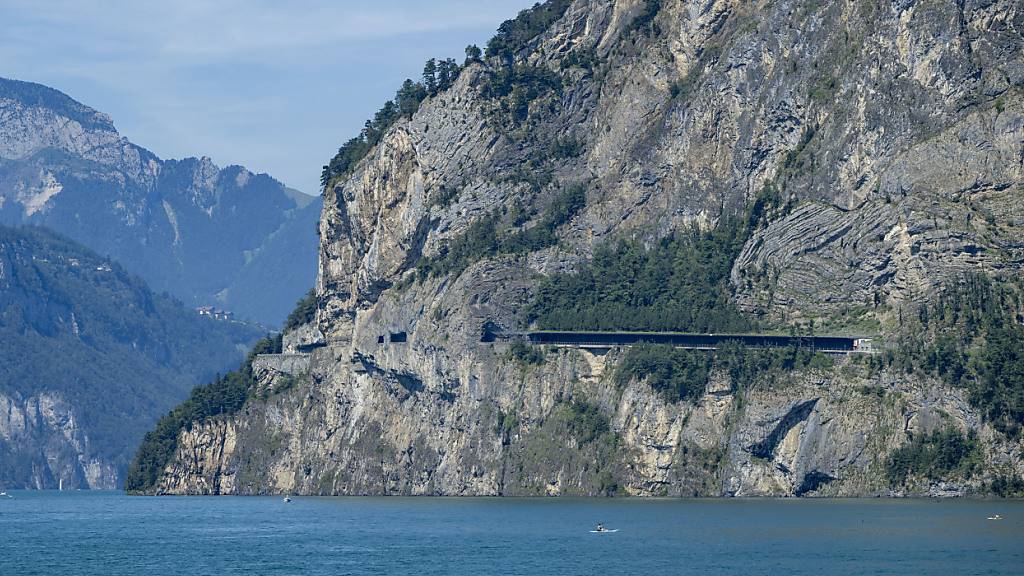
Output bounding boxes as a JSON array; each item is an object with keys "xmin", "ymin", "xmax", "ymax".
[
  {"xmin": 148, "ymin": 0, "xmax": 1024, "ymax": 496},
  {"xmin": 0, "ymin": 391, "xmax": 119, "ymax": 489}
]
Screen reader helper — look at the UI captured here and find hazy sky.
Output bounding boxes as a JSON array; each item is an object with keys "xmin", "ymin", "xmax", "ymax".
[{"xmin": 0, "ymin": 0, "xmax": 537, "ymax": 194}]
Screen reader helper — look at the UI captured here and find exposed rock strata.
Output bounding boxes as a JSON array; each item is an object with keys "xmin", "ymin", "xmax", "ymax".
[{"xmin": 153, "ymin": 0, "xmax": 1024, "ymax": 496}]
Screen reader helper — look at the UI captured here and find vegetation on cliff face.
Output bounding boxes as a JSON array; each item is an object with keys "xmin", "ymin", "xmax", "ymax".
[
  {"xmin": 616, "ymin": 345, "xmax": 711, "ymax": 403},
  {"xmin": 974, "ymin": 324, "xmax": 1024, "ymax": 438},
  {"xmin": 320, "ymin": 54, "xmax": 467, "ymax": 189},
  {"xmin": 507, "ymin": 340, "xmax": 545, "ymax": 366},
  {"xmin": 880, "ymin": 275, "xmax": 1024, "ymax": 438},
  {"xmin": 616, "ymin": 342, "xmax": 834, "ymax": 404},
  {"xmin": 416, "ymin": 182, "xmax": 587, "ymax": 279},
  {"xmin": 885, "ymin": 427, "xmax": 982, "ymax": 487},
  {"xmin": 125, "ymin": 334, "xmax": 282, "ymax": 493},
  {"xmin": 528, "ymin": 220, "xmax": 752, "ymax": 332},
  {"xmin": 484, "ymin": 0, "xmax": 572, "ymax": 61},
  {"xmin": 990, "ymin": 474, "xmax": 1024, "ymax": 497},
  {"xmin": 525, "ymin": 185, "xmax": 789, "ymax": 333},
  {"xmin": 478, "ymin": 1, "xmax": 574, "ymax": 132},
  {"xmin": 283, "ymin": 289, "xmax": 317, "ymax": 331},
  {"xmin": 510, "ymin": 397, "xmax": 623, "ymax": 496},
  {"xmin": 321, "ymin": 0, "xmax": 577, "ymax": 190},
  {"xmin": 479, "ymin": 62, "xmax": 564, "ymax": 128},
  {"xmin": 715, "ymin": 340, "xmax": 834, "ymax": 387},
  {"xmin": 320, "ymin": 80, "xmax": 427, "ymax": 188}
]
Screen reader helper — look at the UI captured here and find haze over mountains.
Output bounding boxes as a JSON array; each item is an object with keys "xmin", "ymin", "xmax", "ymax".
[
  {"xmin": 0, "ymin": 77, "xmax": 320, "ymax": 489},
  {"xmin": 0, "ymin": 225, "xmax": 262, "ymax": 489},
  {"xmin": 0, "ymin": 77, "xmax": 319, "ymax": 327}
]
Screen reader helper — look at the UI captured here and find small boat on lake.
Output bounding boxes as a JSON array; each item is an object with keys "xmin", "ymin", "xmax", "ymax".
[
  {"xmin": 283, "ymin": 496, "xmax": 292, "ymax": 503},
  {"xmin": 987, "ymin": 514, "xmax": 1003, "ymax": 520}
]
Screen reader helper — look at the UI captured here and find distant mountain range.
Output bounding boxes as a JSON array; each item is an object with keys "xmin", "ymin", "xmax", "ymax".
[
  {"xmin": 0, "ymin": 77, "xmax": 320, "ymax": 327},
  {"xmin": 0, "ymin": 225, "xmax": 264, "ymax": 489}
]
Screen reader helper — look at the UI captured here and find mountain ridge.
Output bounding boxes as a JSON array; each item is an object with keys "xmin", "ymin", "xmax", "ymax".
[
  {"xmin": 135, "ymin": 0, "xmax": 1024, "ymax": 497},
  {"xmin": 0, "ymin": 77, "xmax": 320, "ymax": 326}
]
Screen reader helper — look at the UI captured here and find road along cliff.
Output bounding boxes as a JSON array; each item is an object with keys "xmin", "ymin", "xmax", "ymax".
[{"xmin": 132, "ymin": 0, "xmax": 1024, "ymax": 497}]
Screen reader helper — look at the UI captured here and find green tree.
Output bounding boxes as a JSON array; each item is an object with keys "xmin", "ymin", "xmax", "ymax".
[
  {"xmin": 416, "ymin": 182, "xmax": 588, "ymax": 279},
  {"xmin": 465, "ymin": 44, "xmax": 483, "ymax": 64},
  {"xmin": 527, "ymin": 215, "xmax": 755, "ymax": 333},
  {"xmin": 125, "ymin": 333, "xmax": 284, "ymax": 493},
  {"xmin": 884, "ymin": 274, "xmax": 1024, "ymax": 439},
  {"xmin": 886, "ymin": 427, "xmax": 981, "ymax": 486},
  {"xmin": 437, "ymin": 58, "xmax": 459, "ymax": 91},
  {"xmin": 321, "ymin": 78, "xmax": 429, "ymax": 188},
  {"xmin": 423, "ymin": 58, "xmax": 438, "ymax": 94},
  {"xmin": 283, "ymin": 289, "xmax": 317, "ymax": 331},
  {"xmin": 396, "ymin": 79, "xmax": 427, "ymax": 117},
  {"xmin": 616, "ymin": 344, "xmax": 710, "ymax": 403},
  {"xmin": 486, "ymin": 0, "xmax": 572, "ymax": 61}
]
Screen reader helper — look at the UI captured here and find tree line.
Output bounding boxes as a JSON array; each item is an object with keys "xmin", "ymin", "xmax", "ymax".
[
  {"xmin": 320, "ymin": 45, "xmax": 484, "ymax": 189},
  {"xmin": 321, "ymin": 0, "xmax": 582, "ymax": 190},
  {"xmin": 125, "ymin": 334, "xmax": 283, "ymax": 493},
  {"xmin": 879, "ymin": 274, "xmax": 1024, "ymax": 439}
]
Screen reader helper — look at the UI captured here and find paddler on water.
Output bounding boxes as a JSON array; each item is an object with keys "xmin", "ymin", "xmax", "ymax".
[{"xmin": 596, "ymin": 522, "xmax": 605, "ymax": 532}]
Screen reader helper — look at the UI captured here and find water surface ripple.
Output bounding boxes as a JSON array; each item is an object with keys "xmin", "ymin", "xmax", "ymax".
[{"xmin": 1, "ymin": 492, "xmax": 1022, "ymax": 575}]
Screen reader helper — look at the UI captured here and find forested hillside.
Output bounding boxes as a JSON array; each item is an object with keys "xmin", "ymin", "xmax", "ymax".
[{"xmin": 0, "ymin": 225, "xmax": 262, "ymax": 489}]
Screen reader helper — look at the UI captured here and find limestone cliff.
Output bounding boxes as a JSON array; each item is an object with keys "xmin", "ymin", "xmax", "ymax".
[
  {"xmin": 0, "ymin": 392, "xmax": 119, "ymax": 489},
  {"xmin": 147, "ymin": 0, "xmax": 1024, "ymax": 496}
]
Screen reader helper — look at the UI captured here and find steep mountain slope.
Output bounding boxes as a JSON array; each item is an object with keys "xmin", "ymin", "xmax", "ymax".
[
  {"xmin": 215, "ymin": 196, "xmax": 322, "ymax": 324},
  {"xmin": 0, "ymin": 226, "xmax": 262, "ymax": 489},
  {"xmin": 136, "ymin": 0, "xmax": 1024, "ymax": 497},
  {"xmin": 0, "ymin": 78, "xmax": 320, "ymax": 326}
]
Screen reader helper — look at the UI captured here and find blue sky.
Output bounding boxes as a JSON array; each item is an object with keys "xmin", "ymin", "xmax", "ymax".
[{"xmin": 0, "ymin": 0, "xmax": 537, "ymax": 194}]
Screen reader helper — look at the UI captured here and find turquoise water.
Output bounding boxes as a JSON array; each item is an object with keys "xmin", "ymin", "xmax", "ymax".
[{"xmin": 1, "ymin": 492, "xmax": 1022, "ymax": 575}]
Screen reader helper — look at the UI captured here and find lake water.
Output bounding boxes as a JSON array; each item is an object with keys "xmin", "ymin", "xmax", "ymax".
[{"xmin": 1, "ymin": 491, "xmax": 1022, "ymax": 575}]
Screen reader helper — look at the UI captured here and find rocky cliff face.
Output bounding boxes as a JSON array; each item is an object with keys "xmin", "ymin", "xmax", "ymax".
[
  {"xmin": 150, "ymin": 0, "xmax": 1024, "ymax": 496},
  {"xmin": 0, "ymin": 392, "xmax": 119, "ymax": 489},
  {"xmin": 0, "ymin": 78, "xmax": 320, "ymax": 326}
]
